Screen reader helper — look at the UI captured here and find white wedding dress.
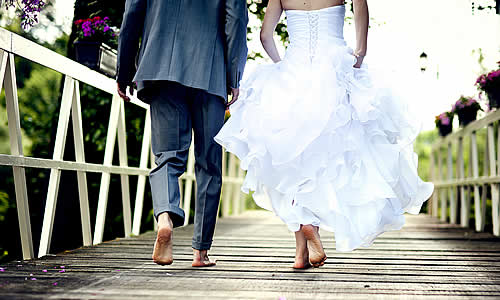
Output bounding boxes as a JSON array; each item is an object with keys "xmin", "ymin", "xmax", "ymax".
[{"xmin": 214, "ymin": 5, "xmax": 434, "ymax": 252}]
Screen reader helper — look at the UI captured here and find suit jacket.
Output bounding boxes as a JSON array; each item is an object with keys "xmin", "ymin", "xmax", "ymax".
[{"xmin": 116, "ymin": 0, "xmax": 248, "ymax": 101}]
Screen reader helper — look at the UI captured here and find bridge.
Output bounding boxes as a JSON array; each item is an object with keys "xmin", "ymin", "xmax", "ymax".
[{"xmin": 0, "ymin": 28, "xmax": 500, "ymax": 299}]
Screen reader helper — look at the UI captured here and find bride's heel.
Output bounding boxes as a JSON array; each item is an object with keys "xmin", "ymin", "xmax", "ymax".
[{"xmin": 302, "ymin": 225, "xmax": 326, "ymax": 267}]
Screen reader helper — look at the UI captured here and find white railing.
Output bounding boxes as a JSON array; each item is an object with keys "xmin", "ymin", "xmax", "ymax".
[
  {"xmin": 429, "ymin": 109, "xmax": 500, "ymax": 236},
  {"xmin": 0, "ymin": 27, "xmax": 246, "ymax": 260}
]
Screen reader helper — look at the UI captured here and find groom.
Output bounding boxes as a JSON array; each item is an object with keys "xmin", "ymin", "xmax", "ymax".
[{"xmin": 116, "ymin": 1, "xmax": 248, "ymax": 266}]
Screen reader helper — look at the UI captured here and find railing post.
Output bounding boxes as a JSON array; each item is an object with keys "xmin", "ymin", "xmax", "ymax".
[
  {"xmin": 71, "ymin": 80, "xmax": 92, "ymax": 247},
  {"xmin": 471, "ymin": 131, "xmax": 485, "ymax": 232},
  {"xmin": 232, "ymin": 161, "xmax": 245, "ymax": 215},
  {"xmin": 437, "ymin": 146, "xmax": 446, "ymax": 221},
  {"xmin": 223, "ymin": 154, "xmax": 237, "ymax": 217},
  {"xmin": 38, "ymin": 76, "xmax": 75, "ymax": 257},
  {"xmin": 182, "ymin": 141, "xmax": 195, "ymax": 226},
  {"xmin": 1, "ymin": 50, "xmax": 34, "ymax": 259},
  {"xmin": 488, "ymin": 124, "xmax": 500, "ymax": 236},
  {"xmin": 117, "ymin": 99, "xmax": 132, "ymax": 237},
  {"xmin": 132, "ymin": 109, "xmax": 151, "ymax": 235},
  {"xmin": 457, "ymin": 137, "xmax": 468, "ymax": 227},
  {"xmin": 94, "ymin": 94, "xmax": 121, "ymax": 244},
  {"xmin": 430, "ymin": 149, "xmax": 439, "ymax": 217},
  {"xmin": 150, "ymin": 148, "xmax": 158, "ymax": 231},
  {"xmin": 447, "ymin": 142, "xmax": 456, "ymax": 224},
  {"xmin": 428, "ymin": 147, "xmax": 435, "ymax": 216}
]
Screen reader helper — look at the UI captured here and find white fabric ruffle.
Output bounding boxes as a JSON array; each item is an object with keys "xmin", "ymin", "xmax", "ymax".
[{"xmin": 214, "ymin": 5, "xmax": 434, "ymax": 252}]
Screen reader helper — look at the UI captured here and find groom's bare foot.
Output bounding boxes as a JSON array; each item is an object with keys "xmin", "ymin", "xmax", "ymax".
[
  {"xmin": 302, "ymin": 225, "xmax": 327, "ymax": 268},
  {"xmin": 293, "ymin": 231, "xmax": 311, "ymax": 269},
  {"xmin": 192, "ymin": 249, "xmax": 216, "ymax": 267},
  {"xmin": 152, "ymin": 213, "xmax": 173, "ymax": 265}
]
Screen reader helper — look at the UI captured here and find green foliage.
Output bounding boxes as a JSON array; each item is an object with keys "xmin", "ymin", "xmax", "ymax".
[{"xmin": 415, "ymin": 130, "xmax": 438, "ymax": 182}]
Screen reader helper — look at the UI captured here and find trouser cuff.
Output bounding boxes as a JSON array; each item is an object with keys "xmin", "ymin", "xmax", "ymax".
[
  {"xmin": 154, "ymin": 206, "xmax": 185, "ymax": 228},
  {"xmin": 192, "ymin": 240, "xmax": 212, "ymax": 250}
]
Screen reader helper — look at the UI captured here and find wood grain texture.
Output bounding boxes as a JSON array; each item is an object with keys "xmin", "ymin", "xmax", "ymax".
[{"xmin": 1, "ymin": 211, "xmax": 500, "ymax": 299}]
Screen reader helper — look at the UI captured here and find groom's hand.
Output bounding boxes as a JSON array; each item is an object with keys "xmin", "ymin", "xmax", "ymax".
[
  {"xmin": 226, "ymin": 87, "xmax": 240, "ymax": 108},
  {"xmin": 117, "ymin": 82, "xmax": 134, "ymax": 102}
]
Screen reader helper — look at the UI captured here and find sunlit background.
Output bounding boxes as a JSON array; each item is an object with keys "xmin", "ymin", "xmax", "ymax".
[
  {"xmin": 3, "ymin": 0, "xmax": 499, "ymax": 131},
  {"xmin": 0, "ymin": 0, "xmax": 499, "ymax": 263}
]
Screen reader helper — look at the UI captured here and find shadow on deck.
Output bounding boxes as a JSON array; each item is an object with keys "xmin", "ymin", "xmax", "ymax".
[{"xmin": 1, "ymin": 210, "xmax": 500, "ymax": 299}]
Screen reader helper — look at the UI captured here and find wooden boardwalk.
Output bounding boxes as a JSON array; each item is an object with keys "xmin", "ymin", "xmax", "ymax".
[{"xmin": 1, "ymin": 210, "xmax": 500, "ymax": 299}]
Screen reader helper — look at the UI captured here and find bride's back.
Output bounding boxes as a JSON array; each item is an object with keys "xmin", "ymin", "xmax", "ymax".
[{"xmin": 280, "ymin": 0, "xmax": 345, "ymax": 11}]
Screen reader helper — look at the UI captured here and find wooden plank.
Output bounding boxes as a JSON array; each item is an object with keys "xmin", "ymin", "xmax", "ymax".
[
  {"xmin": 71, "ymin": 80, "xmax": 92, "ymax": 247},
  {"xmin": 4, "ymin": 211, "xmax": 500, "ymax": 299},
  {"xmin": 3, "ymin": 52, "xmax": 34, "ymax": 260}
]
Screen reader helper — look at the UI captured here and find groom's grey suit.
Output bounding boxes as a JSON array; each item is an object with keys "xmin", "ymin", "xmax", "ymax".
[{"xmin": 117, "ymin": 0, "xmax": 248, "ymax": 250}]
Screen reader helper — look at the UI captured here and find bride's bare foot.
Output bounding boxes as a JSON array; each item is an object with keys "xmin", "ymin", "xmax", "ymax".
[
  {"xmin": 301, "ymin": 224, "xmax": 326, "ymax": 268},
  {"xmin": 152, "ymin": 213, "xmax": 174, "ymax": 265},
  {"xmin": 293, "ymin": 231, "xmax": 311, "ymax": 269},
  {"xmin": 192, "ymin": 249, "xmax": 217, "ymax": 267}
]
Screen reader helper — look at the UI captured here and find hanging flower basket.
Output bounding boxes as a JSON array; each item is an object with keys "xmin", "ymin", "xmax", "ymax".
[
  {"xmin": 476, "ymin": 65, "xmax": 500, "ymax": 110},
  {"xmin": 486, "ymin": 84, "xmax": 500, "ymax": 109},
  {"xmin": 74, "ymin": 41, "xmax": 117, "ymax": 77},
  {"xmin": 456, "ymin": 106, "xmax": 478, "ymax": 127},
  {"xmin": 452, "ymin": 96, "xmax": 482, "ymax": 127},
  {"xmin": 435, "ymin": 111, "xmax": 453, "ymax": 137},
  {"xmin": 73, "ymin": 16, "xmax": 117, "ymax": 77}
]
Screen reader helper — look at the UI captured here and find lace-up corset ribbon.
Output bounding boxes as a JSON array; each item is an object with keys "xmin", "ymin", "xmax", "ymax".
[{"xmin": 285, "ymin": 5, "xmax": 346, "ymax": 64}]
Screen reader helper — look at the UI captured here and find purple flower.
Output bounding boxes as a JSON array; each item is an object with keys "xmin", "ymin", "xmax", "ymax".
[
  {"xmin": 441, "ymin": 116, "xmax": 450, "ymax": 125},
  {"xmin": 4, "ymin": 0, "xmax": 47, "ymax": 29}
]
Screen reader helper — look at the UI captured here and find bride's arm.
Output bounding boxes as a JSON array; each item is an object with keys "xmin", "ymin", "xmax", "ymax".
[
  {"xmin": 353, "ymin": 0, "xmax": 369, "ymax": 67},
  {"xmin": 260, "ymin": 0, "xmax": 283, "ymax": 63}
]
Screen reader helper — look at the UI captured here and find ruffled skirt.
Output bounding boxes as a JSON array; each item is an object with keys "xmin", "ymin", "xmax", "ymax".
[{"xmin": 214, "ymin": 42, "xmax": 434, "ymax": 252}]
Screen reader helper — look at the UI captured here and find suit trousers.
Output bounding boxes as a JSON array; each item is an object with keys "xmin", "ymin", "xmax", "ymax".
[{"xmin": 146, "ymin": 81, "xmax": 225, "ymax": 250}]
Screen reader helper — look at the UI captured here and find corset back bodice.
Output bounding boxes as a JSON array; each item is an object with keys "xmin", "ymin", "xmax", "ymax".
[{"xmin": 285, "ymin": 5, "xmax": 346, "ymax": 63}]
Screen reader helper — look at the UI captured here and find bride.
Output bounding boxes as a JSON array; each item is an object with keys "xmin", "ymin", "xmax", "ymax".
[{"xmin": 215, "ymin": 0, "xmax": 434, "ymax": 268}]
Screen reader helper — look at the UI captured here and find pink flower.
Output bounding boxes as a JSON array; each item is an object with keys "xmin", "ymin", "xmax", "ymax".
[{"xmin": 441, "ymin": 116, "xmax": 450, "ymax": 125}]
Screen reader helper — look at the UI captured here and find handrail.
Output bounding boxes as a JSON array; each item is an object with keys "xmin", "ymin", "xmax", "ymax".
[
  {"xmin": 429, "ymin": 108, "xmax": 500, "ymax": 237},
  {"xmin": 0, "ymin": 27, "xmax": 246, "ymax": 260}
]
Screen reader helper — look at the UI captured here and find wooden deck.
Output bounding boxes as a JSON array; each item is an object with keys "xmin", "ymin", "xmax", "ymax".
[{"xmin": 1, "ymin": 210, "xmax": 500, "ymax": 299}]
